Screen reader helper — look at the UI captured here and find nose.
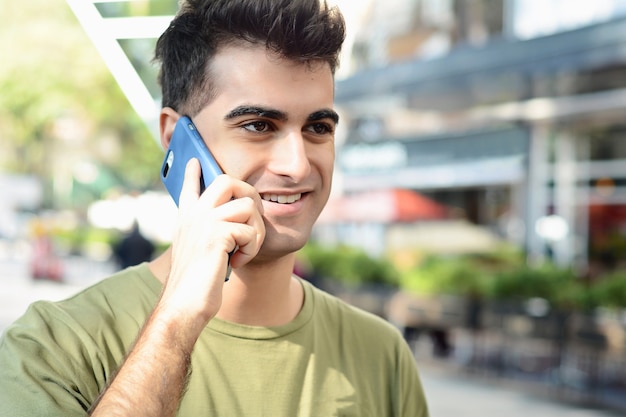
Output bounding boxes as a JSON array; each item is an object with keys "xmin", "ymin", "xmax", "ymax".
[{"xmin": 268, "ymin": 130, "xmax": 311, "ymax": 182}]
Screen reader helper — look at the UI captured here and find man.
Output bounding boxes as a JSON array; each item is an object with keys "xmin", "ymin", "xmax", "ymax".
[{"xmin": 0, "ymin": 1, "xmax": 429, "ymax": 415}]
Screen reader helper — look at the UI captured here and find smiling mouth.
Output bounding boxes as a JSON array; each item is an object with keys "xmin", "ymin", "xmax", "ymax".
[{"xmin": 261, "ymin": 193, "xmax": 303, "ymax": 204}]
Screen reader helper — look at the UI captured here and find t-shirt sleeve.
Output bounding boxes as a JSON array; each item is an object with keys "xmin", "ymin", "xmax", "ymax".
[
  {"xmin": 0, "ymin": 265, "xmax": 162, "ymax": 416},
  {"xmin": 0, "ymin": 302, "xmax": 105, "ymax": 416},
  {"xmin": 394, "ymin": 336, "xmax": 430, "ymax": 417}
]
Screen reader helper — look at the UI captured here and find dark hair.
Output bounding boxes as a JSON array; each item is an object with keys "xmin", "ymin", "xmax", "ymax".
[{"xmin": 154, "ymin": 0, "xmax": 346, "ymax": 115}]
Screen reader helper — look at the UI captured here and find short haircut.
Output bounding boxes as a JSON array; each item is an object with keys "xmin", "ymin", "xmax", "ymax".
[{"xmin": 154, "ymin": 0, "xmax": 346, "ymax": 116}]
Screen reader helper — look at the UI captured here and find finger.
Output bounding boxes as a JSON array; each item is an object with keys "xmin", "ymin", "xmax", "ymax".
[
  {"xmin": 199, "ymin": 175, "xmax": 264, "ymax": 215},
  {"xmin": 227, "ymin": 222, "xmax": 265, "ymax": 268},
  {"xmin": 209, "ymin": 197, "xmax": 260, "ymax": 225},
  {"xmin": 231, "ymin": 206, "xmax": 266, "ymax": 268},
  {"xmin": 205, "ymin": 197, "xmax": 265, "ymax": 268},
  {"xmin": 210, "ymin": 196, "xmax": 266, "ymax": 238},
  {"xmin": 178, "ymin": 158, "xmax": 202, "ymax": 212}
]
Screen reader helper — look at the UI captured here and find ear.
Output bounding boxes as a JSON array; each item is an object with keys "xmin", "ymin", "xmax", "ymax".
[{"xmin": 160, "ymin": 107, "xmax": 180, "ymax": 150}]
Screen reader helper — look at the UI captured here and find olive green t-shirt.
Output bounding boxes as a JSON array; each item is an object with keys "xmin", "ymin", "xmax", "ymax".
[{"xmin": 0, "ymin": 263, "xmax": 429, "ymax": 416}]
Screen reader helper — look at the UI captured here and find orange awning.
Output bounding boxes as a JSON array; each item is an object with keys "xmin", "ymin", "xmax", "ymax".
[{"xmin": 319, "ymin": 189, "xmax": 449, "ymax": 223}]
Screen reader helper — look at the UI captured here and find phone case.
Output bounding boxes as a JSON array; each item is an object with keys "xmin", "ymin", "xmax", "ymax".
[{"xmin": 160, "ymin": 116, "xmax": 223, "ymax": 206}]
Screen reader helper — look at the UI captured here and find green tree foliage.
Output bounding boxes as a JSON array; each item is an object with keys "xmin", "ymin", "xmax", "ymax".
[
  {"xmin": 397, "ymin": 250, "xmax": 522, "ymax": 297},
  {"xmin": 0, "ymin": 0, "xmax": 163, "ymax": 207},
  {"xmin": 590, "ymin": 271, "xmax": 626, "ymax": 309},
  {"xmin": 397, "ymin": 250, "xmax": 600, "ymax": 311},
  {"xmin": 399, "ymin": 255, "xmax": 492, "ymax": 296},
  {"xmin": 490, "ymin": 263, "xmax": 591, "ymax": 311},
  {"xmin": 298, "ymin": 242, "xmax": 399, "ymax": 287}
]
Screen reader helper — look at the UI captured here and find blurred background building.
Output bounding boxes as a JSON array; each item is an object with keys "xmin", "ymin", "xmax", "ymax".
[{"xmin": 328, "ymin": 0, "xmax": 626, "ymax": 277}]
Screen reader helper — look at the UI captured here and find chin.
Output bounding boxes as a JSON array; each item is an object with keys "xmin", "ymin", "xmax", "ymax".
[{"xmin": 255, "ymin": 228, "xmax": 310, "ymax": 261}]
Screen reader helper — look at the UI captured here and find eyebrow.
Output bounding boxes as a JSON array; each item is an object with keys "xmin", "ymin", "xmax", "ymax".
[
  {"xmin": 225, "ymin": 105, "xmax": 287, "ymax": 122},
  {"xmin": 309, "ymin": 109, "xmax": 340, "ymax": 125},
  {"xmin": 225, "ymin": 105, "xmax": 339, "ymax": 125}
]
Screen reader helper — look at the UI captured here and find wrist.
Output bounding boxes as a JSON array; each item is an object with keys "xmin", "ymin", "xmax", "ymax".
[{"xmin": 148, "ymin": 303, "xmax": 205, "ymax": 356}]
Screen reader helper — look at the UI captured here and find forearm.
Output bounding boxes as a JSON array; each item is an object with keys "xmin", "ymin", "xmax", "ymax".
[{"xmin": 88, "ymin": 307, "xmax": 197, "ymax": 416}]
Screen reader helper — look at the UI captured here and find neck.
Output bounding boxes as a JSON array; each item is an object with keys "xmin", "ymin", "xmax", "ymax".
[{"xmin": 149, "ymin": 248, "xmax": 304, "ymax": 327}]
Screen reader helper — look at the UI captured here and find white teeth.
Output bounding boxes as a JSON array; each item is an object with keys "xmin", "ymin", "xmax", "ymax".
[{"xmin": 262, "ymin": 193, "xmax": 302, "ymax": 204}]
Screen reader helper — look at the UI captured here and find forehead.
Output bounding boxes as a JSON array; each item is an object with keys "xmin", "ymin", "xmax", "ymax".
[{"xmin": 207, "ymin": 45, "xmax": 335, "ymax": 116}]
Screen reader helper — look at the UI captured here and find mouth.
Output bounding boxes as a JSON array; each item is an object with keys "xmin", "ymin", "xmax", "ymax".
[{"xmin": 260, "ymin": 193, "xmax": 303, "ymax": 204}]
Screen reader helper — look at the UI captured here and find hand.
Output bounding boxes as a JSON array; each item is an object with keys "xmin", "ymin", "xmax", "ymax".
[{"xmin": 159, "ymin": 158, "xmax": 265, "ymax": 335}]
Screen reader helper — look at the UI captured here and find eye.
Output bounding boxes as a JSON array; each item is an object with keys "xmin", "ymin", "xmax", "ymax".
[
  {"xmin": 306, "ymin": 122, "xmax": 334, "ymax": 135},
  {"xmin": 242, "ymin": 121, "xmax": 272, "ymax": 133}
]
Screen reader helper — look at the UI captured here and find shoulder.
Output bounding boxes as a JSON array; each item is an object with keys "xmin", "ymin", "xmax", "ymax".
[
  {"xmin": 4, "ymin": 263, "xmax": 160, "ymax": 355},
  {"xmin": 41, "ymin": 263, "xmax": 158, "ymax": 324},
  {"xmin": 0, "ymin": 264, "xmax": 160, "ymax": 412},
  {"xmin": 301, "ymin": 280, "xmax": 429, "ymax": 415},
  {"xmin": 62, "ymin": 263, "xmax": 160, "ymax": 312}
]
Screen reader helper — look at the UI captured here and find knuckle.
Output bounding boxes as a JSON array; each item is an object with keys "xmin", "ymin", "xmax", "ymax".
[
  {"xmin": 241, "ymin": 196, "xmax": 256, "ymax": 209},
  {"xmin": 213, "ymin": 173, "xmax": 229, "ymax": 186}
]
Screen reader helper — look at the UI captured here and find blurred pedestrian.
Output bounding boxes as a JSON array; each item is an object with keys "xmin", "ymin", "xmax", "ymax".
[
  {"xmin": 29, "ymin": 218, "xmax": 63, "ymax": 282},
  {"xmin": 113, "ymin": 221, "xmax": 155, "ymax": 269}
]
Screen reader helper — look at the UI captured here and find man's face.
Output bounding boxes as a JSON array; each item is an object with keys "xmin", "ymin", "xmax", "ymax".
[{"xmin": 192, "ymin": 45, "xmax": 337, "ymax": 261}]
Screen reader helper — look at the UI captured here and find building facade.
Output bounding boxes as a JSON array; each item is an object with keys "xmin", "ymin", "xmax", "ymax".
[{"xmin": 330, "ymin": 0, "xmax": 626, "ymax": 274}]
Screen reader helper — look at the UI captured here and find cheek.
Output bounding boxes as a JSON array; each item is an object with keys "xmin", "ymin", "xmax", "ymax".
[
  {"xmin": 315, "ymin": 145, "xmax": 335, "ymax": 179},
  {"xmin": 221, "ymin": 157, "xmax": 254, "ymax": 179},
  {"xmin": 211, "ymin": 143, "xmax": 259, "ymax": 178}
]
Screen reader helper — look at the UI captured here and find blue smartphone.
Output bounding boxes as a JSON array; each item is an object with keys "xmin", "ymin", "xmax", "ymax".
[{"xmin": 160, "ymin": 116, "xmax": 223, "ymax": 206}]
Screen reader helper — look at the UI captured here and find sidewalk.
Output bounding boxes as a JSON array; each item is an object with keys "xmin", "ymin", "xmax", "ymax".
[
  {"xmin": 0, "ymin": 256, "xmax": 114, "ymax": 334},
  {"xmin": 419, "ymin": 362, "xmax": 622, "ymax": 417}
]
